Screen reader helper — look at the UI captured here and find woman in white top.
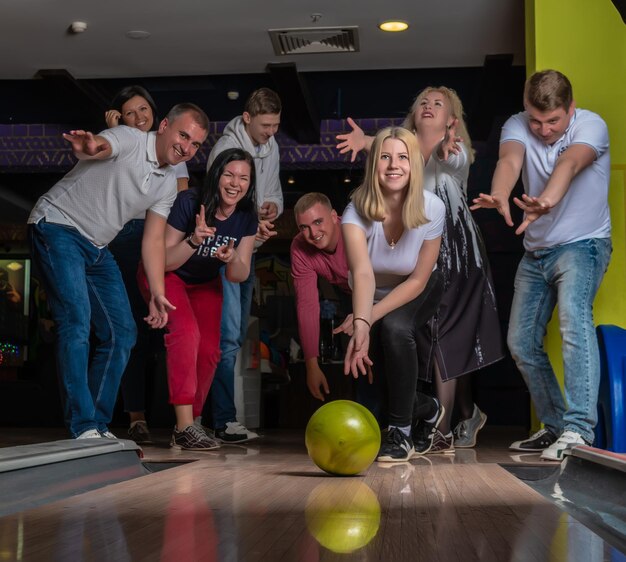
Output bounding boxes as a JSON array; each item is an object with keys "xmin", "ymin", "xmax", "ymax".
[
  {"xmin": 339, "ymin": 127, "xmax": 446, "ymax": 462},
  {"xmin": 337, "ymin": 87, "xmax": 503, "ymax": 453}
]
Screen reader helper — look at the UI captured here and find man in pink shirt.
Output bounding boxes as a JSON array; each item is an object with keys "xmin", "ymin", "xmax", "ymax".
[{"xmin": 290, "ymin": 193, "xmax": 350, "ymax": 401}]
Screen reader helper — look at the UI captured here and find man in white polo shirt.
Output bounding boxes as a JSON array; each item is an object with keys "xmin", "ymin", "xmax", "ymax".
[
  {"xmin": 472, "ymin": 70, "xmax": 612, "ymax": 461},
  {"xmin": 28, "ymin": 103, "xmax": 209, "ymax": 439}
]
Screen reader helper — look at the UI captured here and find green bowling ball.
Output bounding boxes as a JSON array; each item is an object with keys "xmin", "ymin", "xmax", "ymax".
[
  {"xmin": 305, "ymin": 480, "xmax": 381, "ymax": 553},
  {"xmin": 305, "ymin": 400, "xmax": 381, "ymax": 476}
]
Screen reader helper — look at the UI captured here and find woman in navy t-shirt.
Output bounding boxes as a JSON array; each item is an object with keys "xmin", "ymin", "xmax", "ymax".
[{"xmin": 139, "ymin": 148, "xmax": 257, "ymax": 450}]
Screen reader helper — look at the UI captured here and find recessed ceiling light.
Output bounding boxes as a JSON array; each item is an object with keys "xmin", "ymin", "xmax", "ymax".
[
  {"xmin": 126, "ymin": 30, "xmax": 151, "ymax": 40},
  {"xmin": 379, "ymin": 21, "xmax": 409, "ymax": 32}
]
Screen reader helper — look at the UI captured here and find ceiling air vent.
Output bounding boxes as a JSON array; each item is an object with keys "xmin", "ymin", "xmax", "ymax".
[{"xmin": 268, "ymin": 26, "xmax": 359, "ymax": 55}]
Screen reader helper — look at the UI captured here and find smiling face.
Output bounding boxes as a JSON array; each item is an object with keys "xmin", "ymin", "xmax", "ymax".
[
  {"xmin": 377, "ymin": 138, "xmax": 411, "ymax": 194},
  {"xmin": 120, "ymin": 95, "xmax": 154, "ymax": 132},
  {"xmin": 155, "ymin": 112, "xmax": 207, "ymax": 167},
  {"xmin": 295, "ymin": 202, "xmax": 340, "ymax": 253},
  {"xmin": 243, "ymin": 112, "xmax": 281, "ymax": 146},
  {"xmin": 218, "ymin": 160, "xmax": 252, "ymax": 213},
  {"xmin": 525, "ymin": 101, "xmax": 574, "ymax": 145}
]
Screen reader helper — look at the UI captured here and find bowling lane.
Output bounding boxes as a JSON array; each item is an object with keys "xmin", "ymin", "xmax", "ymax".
[{"xmin": 0, "ymin": 431, "xmax": 622, "ymax": 561}]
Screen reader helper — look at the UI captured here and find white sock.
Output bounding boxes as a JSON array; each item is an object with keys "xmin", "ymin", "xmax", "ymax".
[{"xmin": 390, "ymin": 425, "xmax": 411, "ymax": 437}]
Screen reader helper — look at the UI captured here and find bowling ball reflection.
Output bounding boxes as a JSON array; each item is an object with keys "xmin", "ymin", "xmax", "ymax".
[
  {"xmin": 305, "ymin": 480, "xmax": 381, "ymax": 554},
  {"xmin": 305, "ymin": 400, "xmax": 381, "ymax": 476}
]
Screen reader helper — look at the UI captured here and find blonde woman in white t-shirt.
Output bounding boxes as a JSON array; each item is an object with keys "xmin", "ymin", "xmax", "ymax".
[{"xmin": 337, "ymin": 127, "xmax": 446, "ymax": 462}]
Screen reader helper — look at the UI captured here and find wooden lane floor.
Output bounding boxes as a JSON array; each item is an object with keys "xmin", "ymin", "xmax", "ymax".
[{"xmin": 1, "ymin": 429, "xmax": 624, "ymax": 561}]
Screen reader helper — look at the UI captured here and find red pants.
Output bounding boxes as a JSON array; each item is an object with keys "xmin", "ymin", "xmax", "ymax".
[{"xmin": 138, "ymin": 268, "xmax": 222, "ymax": 417}]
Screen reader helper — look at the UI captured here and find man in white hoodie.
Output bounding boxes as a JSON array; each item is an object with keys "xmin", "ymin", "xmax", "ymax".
[{"xmin": 202, "ymin": 88, "xmax": 284, "ymax": 442}]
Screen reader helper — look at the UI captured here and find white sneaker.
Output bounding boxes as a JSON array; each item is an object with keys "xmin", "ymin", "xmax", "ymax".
[
  {"xmin": 215, "ymin": 421, "xmax": 260, "ymax": 443},
  {"xmin": 76, "ymin": 429, "xmax": 102, "ymax": 439},
  {"xmin": 540, "ymin": 430, "xmax": 586, "ymax": 461},
  {"xmin": 100, "ymin": 430, "xmax": 118, "ymax": 439}
]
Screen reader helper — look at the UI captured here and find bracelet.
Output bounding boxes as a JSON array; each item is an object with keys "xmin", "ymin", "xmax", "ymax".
[
  {"xmin": 185, "ymin": 235, "xmax": 201, "ymax": 250},
  {"xmin": 353, "ymin": 316, "xmax": 371, "ymax": 330}
]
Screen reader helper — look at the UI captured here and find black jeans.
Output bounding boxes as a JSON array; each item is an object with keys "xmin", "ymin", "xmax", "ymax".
[{"xmin": 369, "ymin": 270, "xmax": 444, "ymax": 427}]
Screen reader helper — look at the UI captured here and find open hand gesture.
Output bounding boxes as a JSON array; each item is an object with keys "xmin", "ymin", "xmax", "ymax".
[
  {"xmin": 336, "ymin": 117, "xmax": 367, "ymax": 162},
  {"xmin": 343, "ymin": 323, "xmax": 373, "ymax": 379},
  {"xmin": 439, "ymin": 118, "xmax": 463, "ymax": 160},
  {"xmin": 470, "ymin": 193, "xmax": 513, "ymax": 227},
  {"xmin": 512, "ymin": 194, "xmax": 551, "ymax": 235},
  {"xmin": 62, "ymin": 130, "xmax": 109, "ymax": 157}
]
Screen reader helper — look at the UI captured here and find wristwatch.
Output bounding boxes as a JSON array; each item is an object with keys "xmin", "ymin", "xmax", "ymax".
[{"xmin": 185, "ymin": 235, "xmax": 201, "ymax": 249}]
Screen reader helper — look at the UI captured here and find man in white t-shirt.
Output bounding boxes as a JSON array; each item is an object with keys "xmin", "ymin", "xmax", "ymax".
[
  {"xmin": 472, "ymin": 70, "xmax": 612, "ymax": 461},
  {"xmin": 28, "ymin": 104, "xmax": 209, "ymax": 439}
]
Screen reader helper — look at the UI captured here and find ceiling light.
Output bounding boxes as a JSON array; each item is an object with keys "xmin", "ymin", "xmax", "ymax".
[
  {"xmin": 379, "ymin": 21, "xmax": 409, "ymax": 32},
  {"xmin": 6, "ymin": 262, "xmax": 23, "ymax": 271},
  {"xmin": 287, "ymin": 176, "xmax": 296, "ymax": 185},
  {"xmin": 343, "ymin": 174, "xmax": 351, "ymax": 184},
  {"xmin": 126, "ymin": 30, "xmax": 151, "ymax": 40},
  {"xmin": 70, "ymin": 21, "xmax": 87, "ymax": 34}
]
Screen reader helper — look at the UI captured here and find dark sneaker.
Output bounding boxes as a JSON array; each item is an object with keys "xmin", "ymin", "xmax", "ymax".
[
  {"xmin": 540, "ymin": 430, "xmax": 586, "ymax": 461},
  {"xmin": 427, "ymin": 430, "xmax": 455, "ymax": 454},
  {"xmin": 453, "ymin": 404, "xmax": 487, "ymax": 448},
  {"xmin": 413, "ymin": 402, "xmax": 446, "ymax": 455},
  {"xmin": 509, "ymin": 428, "xmax": 557, "ymax": 452},
  {"xmin": 215, "ymin": 421, "xmax": 259, "ymax": 444},
  {"xmin": 170, "ymin": 425, "xmax": 221, "ymax": 450},
  {"xmin": 128, "ymin": 421, "xmax": 153, "ymax": 444},
  {"xmin": 377, "ymin": 427, "xmax": 414, "ymax": 462}
]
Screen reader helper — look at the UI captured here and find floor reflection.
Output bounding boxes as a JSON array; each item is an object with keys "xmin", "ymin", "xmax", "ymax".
[{"xmin": 304, "ymin": 480, "xmax": 380, "ymax": 554}]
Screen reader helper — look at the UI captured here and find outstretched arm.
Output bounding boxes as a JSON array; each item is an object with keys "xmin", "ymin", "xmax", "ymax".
[
  {"xmin": 512, "ymin": 143, "xmax": 596, "ymax": 234},
  {"xmin": 220, "ymin": 235, "xmax": 255, "ymax": 282},
  {"xmin": 436, "ymin": 119, "xmax": 463, "ymax": 162},
  {"xmin": 62, "ymin": 130, "xmax": 113, "ymax": 160},
  {"xmin": 341, "ymin": 223, "xmax": 375, "ymax": 378},
  {"xmin": 142, "ymin": 211, "xmax": 176, "ymax": 328},
  {"xmin": 165, "ymin": 204, "xmax": 216, "ymax": 271},
  {"xmin": 305, "ymin": 359, "xmax": 331, "ymax": 401},
  {"xmin": 336, "ymin": 117, "xmax": 374, "ymax": 162},
  {"xmin": 470, "ymin": 140, "xmax": 525, "ymax": 227}
]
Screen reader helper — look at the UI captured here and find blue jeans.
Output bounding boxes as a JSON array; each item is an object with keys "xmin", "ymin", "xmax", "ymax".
[
  {"xmin": 203, "ymin": 256, "xmax": 255, "ymax": 429},
  {"xmin": 30, "ymin": 221, "xmax": 136, "ymax": 437},
  {"xmin": 108, "ymin": 219, "xmax": 150, "ymax": 413},
  {"xmin": 507, "ymin": 238, "xmax": 612, "ymax": 444}
]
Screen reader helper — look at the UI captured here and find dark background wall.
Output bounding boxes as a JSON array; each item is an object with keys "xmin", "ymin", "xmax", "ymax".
[{"xmin": 0, "ymin": 64, "xmax": 531, "ymax": 430}]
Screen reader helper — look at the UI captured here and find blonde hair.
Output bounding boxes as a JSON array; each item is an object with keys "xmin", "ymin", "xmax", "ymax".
[
  {"xmin": 351, "ymin": 127, "xmax": 428, "ymax": 229},
  {"xmin": 403, "ymin": 86, "xmax": 475, "ymax": 164}
]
